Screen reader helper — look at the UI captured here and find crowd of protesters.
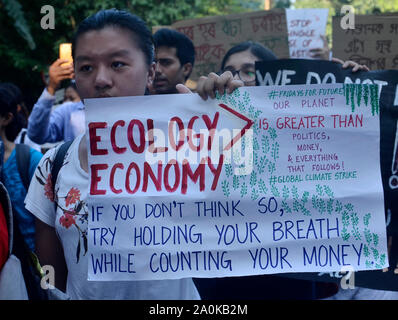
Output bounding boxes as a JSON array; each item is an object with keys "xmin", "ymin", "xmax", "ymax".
[{"xmin": 0, "ymin": 8, "xmax": 396, "ymax": 300}]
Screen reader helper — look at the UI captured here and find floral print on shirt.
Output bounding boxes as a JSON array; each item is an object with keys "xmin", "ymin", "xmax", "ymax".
[{"xmin": 35, "ymin": 154, "xmax": 88, "ymax": 263}]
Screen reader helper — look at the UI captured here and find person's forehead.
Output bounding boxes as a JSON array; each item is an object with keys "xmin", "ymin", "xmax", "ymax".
[
  {"xmin": 224, "ymin": 49, "xmax": 259, "ymax": 70},
  {"xmin": 156, "ymin": 46, "xmax": 178, "ymax": 59},
  {"xmin": 65, "ymin": 87, "xmax": 77, "ymax": 95},
  {"xmin": 74, "ymin": 26, "xmax": 141, "ymax": 58}
]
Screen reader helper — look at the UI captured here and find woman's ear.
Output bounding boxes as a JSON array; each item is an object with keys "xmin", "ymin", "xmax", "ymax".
[
  {"xmin": 146, "ymin": 62, "xmax": 156, "ymax": 95},
  {"xmin": 147, "ymin": 62, "xmax": 156, "ymax": 88}
]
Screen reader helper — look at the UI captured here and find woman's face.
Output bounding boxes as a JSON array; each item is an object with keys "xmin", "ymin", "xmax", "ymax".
[
  {"xmin": 64, "ymin": 87, "xmax": 80, "ymax": 103},
  {"xmin": 74, "ymin": 26, "xmax": 155, "ymax": 100},
  {"xmin": 223, "ymin": 49, "xmax": 260, "ymax": 87}
]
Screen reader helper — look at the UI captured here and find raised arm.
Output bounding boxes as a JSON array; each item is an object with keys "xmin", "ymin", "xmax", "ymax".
[{"xmin": 27, "ymin": 59, "xmax": 74, "ymax": 144}]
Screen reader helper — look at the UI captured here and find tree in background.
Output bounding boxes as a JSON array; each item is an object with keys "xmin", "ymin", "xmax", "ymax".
[
  {"xmin": 1, "ymin": 0, "xmax": 396, "ymax": 107},
  {"xmin": 273, "ymin": 0, "xmax": 291, "ymax": 8}
]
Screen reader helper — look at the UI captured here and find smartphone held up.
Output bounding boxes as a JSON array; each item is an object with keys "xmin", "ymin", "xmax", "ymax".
[{"xmin": 59, "ymin": 43, "xmax": 73, "ymax": 67}]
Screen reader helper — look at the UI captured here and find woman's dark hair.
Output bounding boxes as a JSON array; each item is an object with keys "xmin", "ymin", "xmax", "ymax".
[
  {"xmin": 2, "ymin": 82, "xmax": 30, "ymax": 121},
  {"xmin": 72, "ymin": 9, "xmax": 154, "ymax": 66},
  {"xmin": 2, "ymin": 83, "xmax": 23, "ymax": 106},
  {"xmin": 220, "ymin": 41, "xmax": 277, "ymax": 71},
  {"xmin": 0, "ymin": 84, "xmax": 27, "ymax": 141},
  {"xmin": 66, "ymin": 81, "xmax": 77, "ymax": 91}
]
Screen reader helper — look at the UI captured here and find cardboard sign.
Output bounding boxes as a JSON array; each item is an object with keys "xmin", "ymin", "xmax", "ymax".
[
  {"xmin": 332, "ymin": 14, "xmax": 398, "ymax": 70},
  {"xmin": 256, "ymin": 59, "xmax": 398, "ymax": 290},
  {"xmin": 286, "ymin": 8, "xmax": 329, "ymax": 59},
  {"xmin": 85, "ymin": 84, "xmax": 387, "ymax": 281},
  {"xmin": 171, "ymin": 9, "xmax": 290, "ymax": 81}
]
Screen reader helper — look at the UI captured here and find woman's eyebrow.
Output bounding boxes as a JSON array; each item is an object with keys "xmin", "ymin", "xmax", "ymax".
[
  {"xmin": 75, "ymin": 50, "xmax": 131, "ymax": 62},
  {"xmin": 109, "ymin": 50, "xmax": 131, "ymax": 58},
  {"xmin": 75, "ymin": 55, "xmax": 92, "ymax": 62},
  {"xmin": 224, "ymin": 63, "xmax": 255, "ymax": 71},
  {"xmin": 240, "ymin": 63, "xmax": 255, "ymax": 69},
  {"xmin": 156, "ymin": 58, "xmax": 173, "ymax": 64}
]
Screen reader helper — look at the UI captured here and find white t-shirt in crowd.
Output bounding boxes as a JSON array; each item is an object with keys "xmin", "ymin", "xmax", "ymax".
[
  {"xmin": 25, "ymin": 134, "xmax": 201, "ymax": 300},
  {"xmin": 14, "ymin": 128, "xmax": 41, "ymax": 152}
]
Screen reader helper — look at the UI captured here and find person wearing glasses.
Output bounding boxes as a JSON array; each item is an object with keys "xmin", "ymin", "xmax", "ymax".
[
  {"xmin": 220, "ymin": 41, "xmax": 277, "ymax": 86},
  {"xmin": 196, "ymin": 41, "xmax": 369, "ymax": 101},
  {"xmin": 196, "ymin": 41, "xmax": 275, "ymax": 101}
]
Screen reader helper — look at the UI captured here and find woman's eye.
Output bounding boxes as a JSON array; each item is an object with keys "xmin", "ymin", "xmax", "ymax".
[
  {"xmin": 79, "ymin": 65, "xmax": 92, "ymax": 73},
  {"xmin": 241, "ymin": 69, "xmax": 255, "ymax": 76},
  {"xmin": 112, "ymin": 61, "xmax": 126, "ymax": 69}
]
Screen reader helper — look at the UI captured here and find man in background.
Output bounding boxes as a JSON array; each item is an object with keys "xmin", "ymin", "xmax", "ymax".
[{"xmin": 150, "ymin": 28, "xmax": 195, "ymax": 94}]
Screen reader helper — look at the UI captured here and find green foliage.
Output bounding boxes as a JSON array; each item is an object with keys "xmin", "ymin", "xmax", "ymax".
[
  {"xmin": 271, "ymin": 184, "xmax": 280, "ymax": 197},
  {"xmin": 257, "ymin": 156, "xmax": 268, "ymax": 174},
  {"xmin": 221, "ymin": 180, "xmax": 230, "ymax": 197},
  {"xmin": 251, "ymin": 187, "xmax": 259, "ymax": 200},
  {"xmin": 232, "ymin": 175, "xmax": 240, "ymax": 190},
  {"xmin": 281, "ymin": 200, "xmax": 292, "ymax": 214},
  {"xmin": 326, "ymin": 198, "xmax": 334, "ymax": 214},
  {"xmin": 335, "ymin": 200, "xmax": 343, "ymax": 213},
  {"xmin": 282, "ymin": 185, "xmax": 289, "ymax": 200},
  {"xmin": 249, "ymin": 170, "xmax": 257, "ymax": 187},
  {"xmin": 258, "ymin": 179, "xmax": 268, "ymax": 194},
  {"xmin": 225, "ymin": 163, "xmax": 233, "ymax": 177},
  {"xmin": 274, "ymin": 0, "xmax": 291, "ymax": 8},
  {"xmin": 2, "ymin": 0, "xmax": 35, "ymax": 49},
  {"xmin": 261, "ymin": 135, "xmax": 270, "ymax": 154},
  {"xmin": 240, "ymin": 182, "xmax": 248, "ymax": 198}
]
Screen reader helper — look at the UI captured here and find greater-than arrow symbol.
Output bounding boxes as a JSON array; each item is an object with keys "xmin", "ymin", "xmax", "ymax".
[{"xmin": 218, "ymin": 103, "xmax": 254, "ymax": 151}]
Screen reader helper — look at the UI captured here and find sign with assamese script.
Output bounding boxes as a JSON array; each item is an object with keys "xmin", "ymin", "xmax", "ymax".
[
  {"xmin": 85, "ymin": 84, "xmax": 388, "ymax": 281},
  {"xmin": 332, "ymin": 14, "xmax": 398, "ymax": 71},
  {"xmin": 171, "ymin": 9, "xmax": 289, "ymax": 81}
]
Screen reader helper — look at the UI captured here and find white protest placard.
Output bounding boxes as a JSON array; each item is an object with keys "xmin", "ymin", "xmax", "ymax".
[
  {"xmin": 85, "ymin": 84, "xmax": 388, "ymax": 281},
  {"xmin": 286, "ymin": 8, "xmax": 329, "ymax": 59}
]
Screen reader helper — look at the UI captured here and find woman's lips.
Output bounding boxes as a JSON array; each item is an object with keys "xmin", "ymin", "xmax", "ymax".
[{"xmin": 97, "ymin": 93, "xmax": 112, "ymax": 98}]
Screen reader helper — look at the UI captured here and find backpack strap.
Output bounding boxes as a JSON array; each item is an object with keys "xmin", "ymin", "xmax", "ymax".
[
  {"xmin": 51, "ymin": 141, "xmax": 73, "ymax": 196},
  {"xmin": 15, "ymin": 143, "xmax": 31, "ymax": 191},
  {"xmin": 20, "ymin": 130, "xmax": 27, "ymax": 144}
]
